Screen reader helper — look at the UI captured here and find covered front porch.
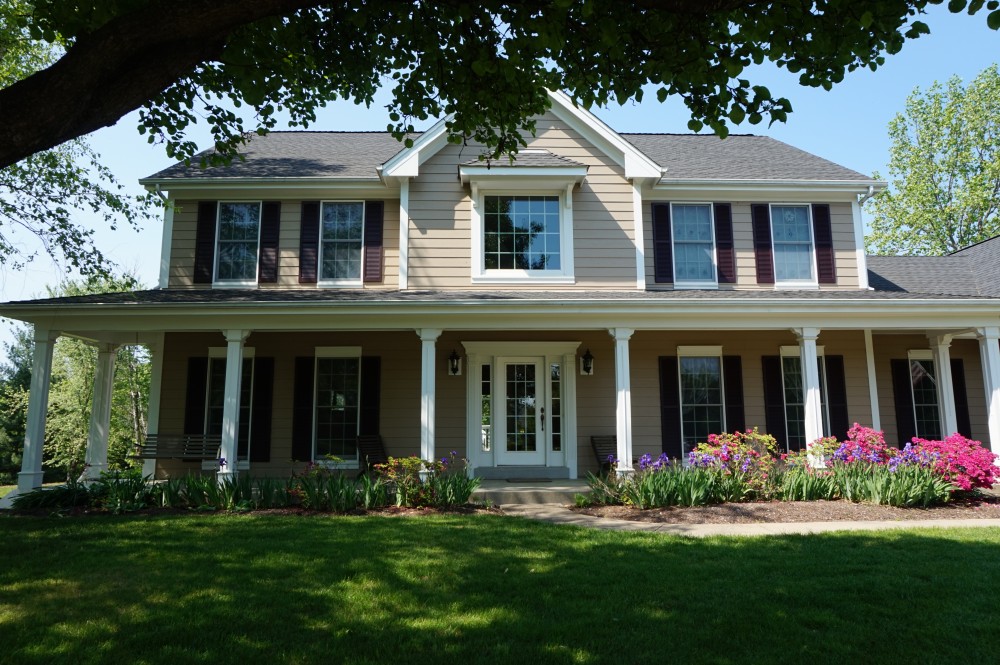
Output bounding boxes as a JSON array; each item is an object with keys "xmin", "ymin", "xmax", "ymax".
[{"xmin": 4, "ymin": 290, "xmax": 1000, "ymax": 502}]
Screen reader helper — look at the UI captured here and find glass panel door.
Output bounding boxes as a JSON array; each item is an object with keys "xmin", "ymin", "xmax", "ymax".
[{"xmin": 495, "ymin": 359, "xmax": 545, "ymax": 465}]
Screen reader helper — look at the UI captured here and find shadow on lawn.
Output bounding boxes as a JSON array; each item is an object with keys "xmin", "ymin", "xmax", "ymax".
[{"xmin": 0, "ymin": 514, "xmax": 998, "ymax": 664}]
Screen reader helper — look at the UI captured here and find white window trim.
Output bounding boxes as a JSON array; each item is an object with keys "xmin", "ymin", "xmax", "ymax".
[
  {"xmin": 676, "ymin": 346, "xmax": 726, "ymax": 453},
  {"xmin": 907, "ymin": 349, "xmax": 941, "ymax": 439},
  {"xmin": 779, "ymin": 346, "xmax": 831, "ymax": 447},
  {"xmin": 317, "ymin": 200, "xmax": 365, "ymax": 288},
  {"xmin": 769, "ymin": 203, "xmax": 819, "ymax": 289},
  {"xmin": 205, "ymin": 347, "xmax": 255, "ymax": 468},
  {"xmin": 313, "ymin": 346, "xmax": 363, "ymax": 468},
  {"xmin": 670, "ymin": 202, "xmax": 718, "ymax": 289},
  {"xmin": 470, "ymin": 189, "xmax": 576, "ymax": 285},
  {"xmin": 213, "ymin": 200, "xmax": 263, "ymax": 287}
]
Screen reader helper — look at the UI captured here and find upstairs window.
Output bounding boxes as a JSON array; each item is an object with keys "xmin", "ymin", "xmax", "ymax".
[
  {"xmin": 484, "ymin": 195, "xmax": 561, "ymax": 271},
  {"xmin": 671, "ymin": 203, "xmax": 716, "ymax": 286},
  {"xmin": 770, "ymin": 205, "xmax": 816, "ymax": 284},
  {"xmin": 215, "ymin": 202, "xmax": 262, "ymax": 283},
  {"xmin": 320, "ymin": 201, "xmax": 365, "ymax": 284}
]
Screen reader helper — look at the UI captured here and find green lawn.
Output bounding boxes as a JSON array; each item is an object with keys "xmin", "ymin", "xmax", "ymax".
[
  {"xmin": 0, "ymin": 485, "xmax": 12, "ymax": 499},
  {"xmin": 1, "ymin": 514, "xmax": 998, "ymax": 664}
]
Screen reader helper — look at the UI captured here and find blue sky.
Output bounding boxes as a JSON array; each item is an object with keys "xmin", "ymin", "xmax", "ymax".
[{"xmin": 0, "ymin": 3, "xmax": 997, "ymax": 359}]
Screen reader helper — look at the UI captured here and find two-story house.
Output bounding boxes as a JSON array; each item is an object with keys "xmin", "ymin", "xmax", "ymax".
[{"xmin": 5, "ymin": 90, "xmax": 1000, "ymax": 495}]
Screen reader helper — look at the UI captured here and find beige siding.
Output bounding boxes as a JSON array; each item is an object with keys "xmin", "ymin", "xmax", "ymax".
[
  {"xmin": 644, "ymin": 201, "xmax": 861, "ymax": 290},
  {"xmin": 628, "ymin": 330, "xmax": 873, "ymax": 462},
  {"xmin": 167, "ymin": 199, "xmax": 400, "ymax": 290},
  {"xmin": 407, "ymin": 111, "xmax": 637, "ymax": 290},
  {"xmin": 873, "ymin": 335, "xmax": 989, "ymax": 447}
]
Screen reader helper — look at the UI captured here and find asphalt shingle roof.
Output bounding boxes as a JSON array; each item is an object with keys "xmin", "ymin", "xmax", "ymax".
[
  {"xmin": 141, "ymin": 130, "xmax": 873, "ymax": 183},
  {"xmin": 951, "ymin": 235, "xmax": 1000, "ymax": 298},
  {"xmin": 621, "ymin": 133, "xmax": 872, "ymax": 182},
  {"xmin": 142, "ymin": 132, "xmax": 414, "ymax": 181},
  {"xmin": 866, "ymin": 255, "xmax": 982, "ymax": 297}
]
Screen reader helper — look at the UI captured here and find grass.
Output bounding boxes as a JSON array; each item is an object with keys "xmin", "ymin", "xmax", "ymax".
[
  {"xmin": 1, "ymin": 514, "xmax": 998, "ymax": 664},
  {"xmin": 0, "ymin": 485, "xmax": 13, "ymax": 499}
]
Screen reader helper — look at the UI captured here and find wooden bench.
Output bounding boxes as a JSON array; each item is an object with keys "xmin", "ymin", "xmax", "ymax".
[
  {"xmin": 357, "ymin": 434, "xmax": 389, "ymax": 473},
  {"xmin": 591, "ymin": 435, "xmax": 618, "ymax": 474},
  {"xmin": 134, "ymin": 434, "xmax": 222, "ymax": 461}
]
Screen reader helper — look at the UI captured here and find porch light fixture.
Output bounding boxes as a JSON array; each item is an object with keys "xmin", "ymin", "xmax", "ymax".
[
  {"xmin": 448, "ymin": 350, "xmax": 462, "ymax": 376},
  {"xmin": 580, "ymin": 349, "xmax": 594, "ymax": 376}
]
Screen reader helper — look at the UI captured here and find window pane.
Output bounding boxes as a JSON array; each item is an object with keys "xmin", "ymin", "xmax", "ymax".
[
  {"xmin": 216, "ymin": 203, "xmax": 260, "ymax": 281},
  {"xmin": 781, "ymin": 355, "xmax": 831, "ymax": 452},
  {"xmin": 483, "ymin": 195, "xmax": 560, "ymax": 272},
  {"xmin": 679, "ymin": 356, "xmax": 723, "ymax": 453},
  {"xmin": 672, "ymin": 205, "xmax": 714, "ymax": 283},
  {"xmin": 910, "ymin": 359, "xmax": 941, "ymax": 440},
  {"xmin": 320, "ymin": 202, "xmax": 364, "ymax": 281},
  {"xmin": 205, "ymin": 357, "xmax": 253, "ymax": 460},
  {"xmin": 770, "ymin": 206, "xmax": 814, "ymax": 282},
  {"xmin": 315, "ymin": 357, "xmax": 361, "ymax": 460}
]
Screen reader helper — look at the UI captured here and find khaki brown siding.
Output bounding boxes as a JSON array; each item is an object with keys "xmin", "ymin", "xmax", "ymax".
[
  {"xmin": 168, "ymin": 199, "xmax": 400, "ymax": 290},
  {"xmin": 407, "ymin": 112, "xmax": 637, "ymax": 290},
  {"xmin": 644, "ymin": 201, "xmax": 860, "ymax": 289}
]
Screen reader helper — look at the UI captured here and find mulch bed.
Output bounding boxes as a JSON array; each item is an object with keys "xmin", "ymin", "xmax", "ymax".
[{"xmin": 572, "ymin": 494, "xmax": 1000, "ymax": 524}]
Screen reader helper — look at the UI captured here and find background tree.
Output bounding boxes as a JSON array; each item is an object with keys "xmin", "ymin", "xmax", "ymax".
[
  {"xmin": 0, "ymin": 2, "xmax": 152, "ymax": 276},
  {"xmin": 866, "ymin": 64, "xmax": 1000, "ymax": 255},
  {"xmin": 0, "ymin": 274, "xmax": 151, "ymax": 482}
]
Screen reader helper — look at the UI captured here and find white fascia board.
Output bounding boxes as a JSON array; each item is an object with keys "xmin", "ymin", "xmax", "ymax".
[
  {"xmin": 546, "ymin": 90, "xmax": 661, "ymax": 179},
  {"xmin": 459, "ymin": 165, "xmax": 587, "ymax": 185},
  {"xmin": 654, "ymin": 179, "xmax": 886, "ymax": 191},
  {"xmin": 6, "ymin": 297, "xmax": 1000, "ymax": 335},
  {"xmin": 151, "ymin": 181, "xmax": 397, "ymax": 201},
  {"xmin": 380, "ymin": 117, "xmax": 450, "ymax": 178}
]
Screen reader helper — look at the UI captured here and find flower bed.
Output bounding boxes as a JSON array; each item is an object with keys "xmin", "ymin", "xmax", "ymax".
[
  {"xmin": 10, "ymin": 452, "xmax": 481, "ymax": 514},
  {"xmin": 586, "ymin": 425, "xmax": 998, "ymax": 509}
]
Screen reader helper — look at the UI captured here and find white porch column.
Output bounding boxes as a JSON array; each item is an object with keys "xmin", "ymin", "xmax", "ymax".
[
  {"xmin": 81, "ymin": 343, "xmax": 119, "ymax": 482},
  {"xmin": 863, "ymin": 329, "xmax": 881, "ymax": 431},
  {"xmin": 610, "ymin": 328, "xmax": 635, "ymax": 476},
  {"xmin": 797, "ymin": 328, "xmax": 824, "ymax": 446},
  {"xmin": 929, "ymin": 334, "xmax": 958, "ymax": 436},
  {"xmin": 18, "ymin": 328, "xmax": 58, "ymax": 492},
  {"xmin": 142, "ymin": 334, "xmax": 165, "ymax": 478},
  {"xmin": 418, "ymin": 329, "xmax": 441, "ymax": 466},
  {"xmin": 977, "ymin": 327, "xmax": 1000, "ymax": 455},
  {"xmin": 219, "ymin": 329, "xmax": 250, "ymax": 482}
]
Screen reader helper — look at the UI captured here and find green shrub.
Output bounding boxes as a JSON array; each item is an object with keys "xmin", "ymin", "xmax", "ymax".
[
  {"xmin": 92, "ymin": 469, "xmax": 152, "ymax": 513},
  {"xmin": 11, "ymin": 480, "xmax": 93, "ymax": 511},
  {"xmin": 778, "ymin": 467, "xmax": 838, "ymax": 502},
  {"xmin": 375, "ymin": 452, "xmax": 479, "ymax": 508}
]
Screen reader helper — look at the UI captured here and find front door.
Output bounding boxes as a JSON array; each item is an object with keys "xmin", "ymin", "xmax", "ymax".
[{"xmin": 494, "ymin": 359, "xmax": 546, "ymax": 465}]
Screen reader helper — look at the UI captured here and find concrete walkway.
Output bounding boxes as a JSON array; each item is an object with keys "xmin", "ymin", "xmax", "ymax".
[{"xmin": 502, "ymin": 503, "xmax": 1000, "ymax": 537}]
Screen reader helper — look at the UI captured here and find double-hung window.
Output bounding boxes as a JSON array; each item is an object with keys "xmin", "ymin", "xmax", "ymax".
[
  {"xmin": 671, "ymin": 203, "xmax": 716, "ymax": 286},
  {"xmin": 908, "ymin": 351, "xmax": 942, "ymax": 440},
  {"xmin": 780, "ymin": 348, "xmax": 831, "ymax": 451},
  {"xmin": 215, "ymin": 202, "xmax": 262, "ymax": 284},
  {"xmin": 314, "ymin": 347, "xmax": 362, "ymax": 461},
  {"xmin": 678, "ymin": 347, "xmax": 725, "ymax": 455},
  {"xmin": 205, "ymin": 349, "xmax": 255, "ymax": 461},
  {"xmin": 319, "ymin": 201, "xmax": 364, "ymax": 285},
  {"xmin": 770, "ymin": 204, "xmax": 816, "ymax": 285}
]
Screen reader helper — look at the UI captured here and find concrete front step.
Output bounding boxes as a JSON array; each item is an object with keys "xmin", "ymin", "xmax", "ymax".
[{"xmin": 472, "ymin": 479, "xmax": 591, "ymax": 506}]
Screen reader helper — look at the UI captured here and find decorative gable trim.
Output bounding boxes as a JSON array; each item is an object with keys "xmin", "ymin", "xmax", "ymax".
[{"xmin": 381, "ymin": 90, "xmax": 662, "ymax": 179}]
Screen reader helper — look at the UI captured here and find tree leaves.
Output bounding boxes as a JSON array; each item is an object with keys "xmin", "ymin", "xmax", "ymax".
[{"xmin": 866, "ymin": 65, "xmax": 1000, "ymax": 255}]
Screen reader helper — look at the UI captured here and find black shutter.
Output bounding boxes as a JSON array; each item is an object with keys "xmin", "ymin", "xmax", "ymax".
[
  {"xmin": 751, "ymin": 204, "xmax": 775, "ymax": 284},
  {"xmin": 761, "ymin": 356, "xmax": 788, "ymax": 449},
  {"xmin": 258, "ymin": 201, "xmax": 281, "ymax": 283},
  {"xmin": 824, "ymin": 355, "xmax": 850, "ymax": 440},
  {"xmin": 651, "ymin": 202, "xmax": 673, "ymax": 283},
  {"xmin": 812, "ymin": 204, "xmax": 836, "ymax": 284},
  {"xmin": 891, "ymin": 359, "xmax": 917, "ymax": 447},
  {"xmin": 249, "ymin": 357, "xmax": 274, "ymax": 463},
  {"xmin": 658, "ymin": 356, "xmax": 682, "ymax": 459},
  {"xmin": 951, "ymin": 358, "xmax": 972, "ymax": 438},
  {"xmin": 359, "ymin": 356, "xmax": 381, "ymax": 435},
  {"xmin": 291, "ymin": 357, "xmax": 315, "ymax": 461},
  {"xmin": 183, "ymin": 357, "xmax": 209, "ymax": 435},
  {"xmin": 363, "ymin": 201, "xmax": 385, "ymax": 283},
  {"xmin": 722, "ymin": 355, "xmax": 745, "ymax": 432},
  {"xmin": 298, "ymin": 201, "xmax": 320, "ymax": 284},
  {"xmin": 714, "ymin": 203, "xmax": 736, "ymax": 284},
  {"xmin": 193, "ymin": 202, "xmax": 217, "ymax": 284}
]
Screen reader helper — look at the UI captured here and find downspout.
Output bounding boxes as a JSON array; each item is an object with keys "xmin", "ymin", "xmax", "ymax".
[{"xmin": 857, "ymin": 185, "xmax": 876, "ymax": 204}]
